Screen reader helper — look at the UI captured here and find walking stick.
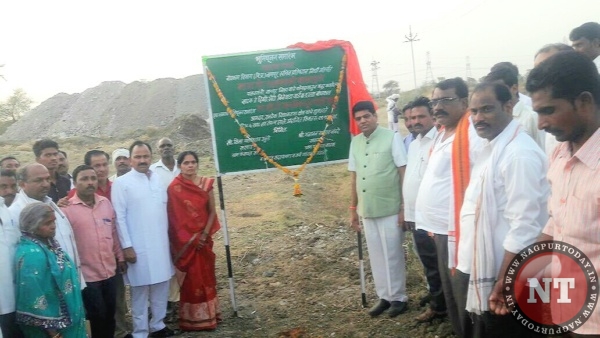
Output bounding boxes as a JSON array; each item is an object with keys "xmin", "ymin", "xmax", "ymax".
[{"xmin": 357, "ymin": 231, "xmax": 367, "ymax": 308}]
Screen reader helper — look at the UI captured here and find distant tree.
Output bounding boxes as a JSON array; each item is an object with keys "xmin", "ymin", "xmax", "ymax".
[
  {"xmin": 0, "ymin": 88, "xmax": 33, "ymax": 121},
  {"xmin": 382, "ymin": 80, "xmax": 400, "ymax": 97}
]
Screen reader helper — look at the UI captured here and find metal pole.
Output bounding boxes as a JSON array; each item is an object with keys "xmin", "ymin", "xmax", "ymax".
[
  {"xmin": 404, "ymin": 25, "xmax": 420, "ymax": 90},
  {"xmin": 357, "ymin": 231, "xmax": 367, "ymax": 308},
  {"xmin": 217, "ymin": 175, "xmax": 238, "ymax": 316}
]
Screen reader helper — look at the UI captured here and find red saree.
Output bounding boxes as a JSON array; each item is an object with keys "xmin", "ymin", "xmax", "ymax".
[{"xmin": 167, "ymin": 174, "xmax": 221, "ymax": 331}]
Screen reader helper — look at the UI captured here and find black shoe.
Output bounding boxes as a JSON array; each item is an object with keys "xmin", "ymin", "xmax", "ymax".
[
  {"xmin": 419, "ymin": 294, "xmax": 432, "ymax": 307},
  {"xmin": 123, "ymin": 335, "xmax": 133, "ymax": 338},
  {"xmin": 368, "ymin": 299, "xmax": 391, "ymax": 317},
  {"xmin": 149, "ymin": 327, "xmax": 177, "ymax": 337},
  {"xmin": 388, "ymin": 301, "xmax": 408, "ymax": 317}
]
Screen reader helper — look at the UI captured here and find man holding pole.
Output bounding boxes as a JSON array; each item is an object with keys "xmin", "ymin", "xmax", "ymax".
[{"xmin": 348, "ymin": 100, "xmax": 408, "ymax": 318}]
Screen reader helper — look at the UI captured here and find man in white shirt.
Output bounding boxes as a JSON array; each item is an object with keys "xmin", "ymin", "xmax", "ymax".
[
  {"xmin": 458, "ymin": 82, "xmax": 549, "ymax": 337},
  {"xmin": 149, "ymin": 137, "xmax": 181, "ymax": 318},
  {"xmin": 9, "ymin": 164, "xmax": 85, "ymax": 289},
  {"xmin": 112, "ymin": 141, "xmax": 175, "ymax": 338},
  {"xmin": 149, "ymin": 138, "xmax": 180, "ymax": 190},
  {"xmin": 0, "ymin": 195, "xmax": 23, "ymax": 337},
  {"xmin": 414, "ymin": 78, "xmax": 483, "ymax": 337},
  {"xmin": 484, "ymin": 62, "xmax": 545, "ymax": 149},
  {"xmin": 402, "ymin": 96, "xmax": 446, "ymax": 322},
  {"xmin": 570, "ymin": 22, "xmax": 600, "ymax": 72}
]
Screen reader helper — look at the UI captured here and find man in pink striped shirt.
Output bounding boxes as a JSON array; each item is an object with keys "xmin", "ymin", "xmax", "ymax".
[
  {"xmin": 62, "ymin": 164, "xmax": 126, "ymax": 338},
  {"xmin": 520, "ymin": 51, "xmax": 600, "ymax": 336}
]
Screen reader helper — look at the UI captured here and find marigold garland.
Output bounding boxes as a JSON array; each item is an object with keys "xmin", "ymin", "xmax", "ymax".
[{"xmin": 207, "ymin": 54, "xmax": 347, "ymax": 196}]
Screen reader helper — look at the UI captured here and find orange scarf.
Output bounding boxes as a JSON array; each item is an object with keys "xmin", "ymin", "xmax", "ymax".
[{"xmin": 448, "ymin": 112, "xmax": 471, "ymax": 271}]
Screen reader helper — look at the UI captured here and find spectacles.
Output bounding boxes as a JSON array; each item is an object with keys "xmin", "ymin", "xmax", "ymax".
[{"xmin": 429, "ymin": 97, "xmax": 460, "ymax": 108}]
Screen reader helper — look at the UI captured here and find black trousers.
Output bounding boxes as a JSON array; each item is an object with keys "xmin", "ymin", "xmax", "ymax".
[
  {"xmin": 82, "ymin": 275, "xmax": 117, "ymax": 338},
  {"xmin": 413, "ymin": 229, "xmax": 446, "ymax": 312},
  {"xmin": 0, "ymin": 312, "xmax": 24, "ymax": 338},
  {"xmin": 434, "ymin": 234, "xmax": 543, "ymax": 338}
]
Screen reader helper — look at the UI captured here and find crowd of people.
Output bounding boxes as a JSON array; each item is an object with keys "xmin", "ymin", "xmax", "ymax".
[
  {"xmin": 350, "ymin": 22, "xmax": 600, "ymax": 337},
  {"xmin": 0, "ymin": 138, "xmax": 221, "ymax": 337}
]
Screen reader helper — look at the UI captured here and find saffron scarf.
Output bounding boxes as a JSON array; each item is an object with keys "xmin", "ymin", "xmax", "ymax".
[
  {"xmin": 447, "ymin": 112, "xmax": 471, "ymax": 271},
  {"xmin": 288, "ymin": 40, "xmax": 373, "ymax": 136}
]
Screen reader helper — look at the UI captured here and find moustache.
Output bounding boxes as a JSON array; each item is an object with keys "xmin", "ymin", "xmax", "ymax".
[
  {"xmin": 474, "ymin": 122, "xmax": 490, "ymax": 128},
  {"xmin": 434, "ymin": 111, "xmax": 448, "ymax": 117},
  {"xmin": 413, "ymin": 123, "xmax": 423, "ymax": 128},
  {"xmin": 137, "ymin": 163, "xmax": 148, "ymax": 166}
]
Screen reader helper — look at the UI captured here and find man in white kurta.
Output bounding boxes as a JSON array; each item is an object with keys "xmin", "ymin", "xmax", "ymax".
[
  {"xmin": 0, "ymin": 196, "xmax": 22, "ymax": 338},
  {"xmin": 112, "ymin": 141, "xmax": 174, "ymax": 338},
  {"xmin": 9, "ymin": 164, "xmax": 84, "ymax": 289},
  {"xmin": 457, "ymin": 83, "xmax": 549, "ymax": 337}
]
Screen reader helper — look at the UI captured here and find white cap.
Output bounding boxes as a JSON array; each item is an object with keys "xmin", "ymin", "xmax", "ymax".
[{"xmin": 112, "ymin": 148, "xmax": 130, "ymax": 163}]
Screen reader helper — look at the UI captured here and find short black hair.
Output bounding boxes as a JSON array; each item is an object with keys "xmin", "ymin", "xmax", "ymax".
[
  {"xmin": 402, "ymin": 102, "xmax": 413, "ymax": 113},
  {"xmin": 58, "ymin": 150, "xmax": 67, "ymax": 158},
  {"xmin": 410, "ymin": 96, "xmax": 433, "ymax": 115},
  {"xmin": 0, "ymin": 156, "xmax": 19, "ymax": 166},
  {"xmin": 32, "ymin": 139, "xmax": 59, "ymax": 158},
  {"xmin": 472, "ymin": 82, "xmax": 513, "ymax": 105},
  {"xmin": 569, "ymin": 22, "xmax": 600, "ymax": 42},
  {"xmin": 72, "ymin": 164, "xmax": 95, "ymax": 182},
  {"xmin": 129, "ymin": 140, "xmax": 152, "ymax": 155},
  {"xmin": 352, "ymin": 101, "xmax": 376, "ymax": 116},
  {"xmin": 526, "ymin": 50, "xmax": 600, "ymax": 105},
  {"xmin": 535, "ymin": 43, "xmax": 574, "ymax": 58},
  {"xmin": 435, "ymin": 77, "xmax": 469, "ymax": 99},
  {"xmin": 0, "ymin": 169, "xmax": 17, "ymax": 180},
  {"xmin": 485, "ymin": 62, "xmax": 519, "ymax": 87},
  {"xmin": 177, "ymin": 151, "xmax": 199, "ymax": 166},
  {"xmin": 84, "ymin": 150, "xmax": 110, "ymax": 166}
]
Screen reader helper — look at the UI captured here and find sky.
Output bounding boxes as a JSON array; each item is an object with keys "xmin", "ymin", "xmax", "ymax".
[{"xmin": 1, "ymin": 0, "xmax": 599, "ymax": 107}]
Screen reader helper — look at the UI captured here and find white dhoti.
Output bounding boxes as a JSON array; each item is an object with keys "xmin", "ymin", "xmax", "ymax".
[
  {"xmin": 131, "ymin": 281, "xmax": 169, "ymax": 338},
  {"xmin": 363, "ymin": 214, "xmax": 408, "ymax": 302}
]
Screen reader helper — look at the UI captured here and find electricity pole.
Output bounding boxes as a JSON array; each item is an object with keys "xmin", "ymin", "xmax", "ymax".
[
  {"xmin": 370, "ymin": 60, "xmax": 380, "ymax": 98},
  {"xmin": 404, "ymin": 26, "xmax": 419, "ymax": 89}
]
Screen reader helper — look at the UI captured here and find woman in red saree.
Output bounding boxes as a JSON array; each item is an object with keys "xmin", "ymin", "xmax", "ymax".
[{"xmin": 167, "ymin": 151, "xmax": 221, "ymax": 331}]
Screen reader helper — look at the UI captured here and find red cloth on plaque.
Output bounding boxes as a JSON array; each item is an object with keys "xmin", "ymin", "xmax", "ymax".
[{"xmin": 288, "ymin": 40, "xmax": 374, "ymax": 136}]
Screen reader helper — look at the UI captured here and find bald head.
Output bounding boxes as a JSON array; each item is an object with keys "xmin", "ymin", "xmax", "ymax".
[
  {"xmin": 18, "ymin": 163, "xmax": 51, "ymax": 201},
  {"xmin": 157, "ymin": 137, "xmax": 175, "ymax": 161}
]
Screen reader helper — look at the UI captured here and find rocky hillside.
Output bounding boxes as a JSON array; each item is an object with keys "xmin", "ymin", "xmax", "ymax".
[{"xmin": 1, "ymin": 74, "xmax": 209, "ymax": 142}]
